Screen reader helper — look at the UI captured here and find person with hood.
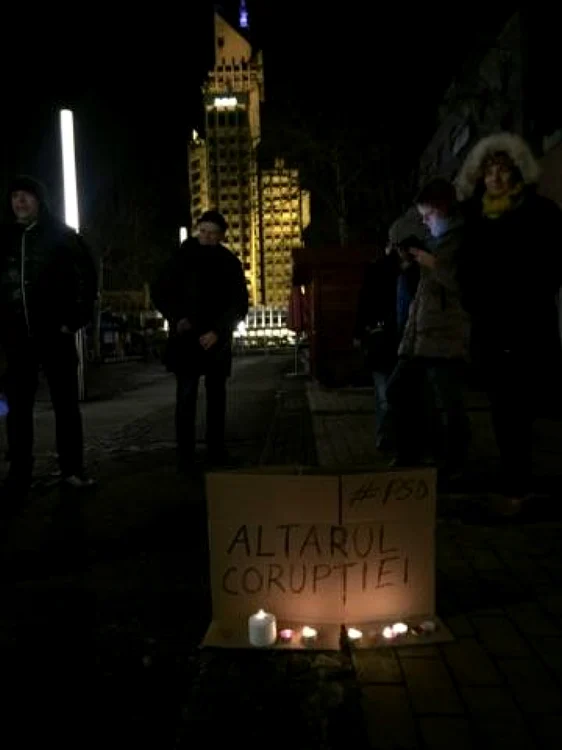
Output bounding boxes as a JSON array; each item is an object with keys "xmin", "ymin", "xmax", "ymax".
[
  {"xmin": 387, "ymin": 178, "xmax": 471, "ymax": 479},
  {"xmin": 0, "ymin": 176, "xmax": 98, "ymax": 504},
  {"xmin": 456, "ymin": 133, "xmax": 562, "ymax": 514},
  {"xmin": 151, "ymin": 211, "xmax": 249, "ymax": 470},
  {"xmin": 354, "ymin": 209, "xmax": 422, "ymax": 450}
]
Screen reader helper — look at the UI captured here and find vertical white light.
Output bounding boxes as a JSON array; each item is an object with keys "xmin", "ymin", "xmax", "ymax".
[
  {"xmin": 179, "ymin": 226, "xmax": 188, "ymax": 244},
  {"xmin": 59, "ymin": 108, "xmax": 85, "ymax": 400},
  {"xmin": 60, "ymin": 109, "xmax": 80, "ymax": 231}
]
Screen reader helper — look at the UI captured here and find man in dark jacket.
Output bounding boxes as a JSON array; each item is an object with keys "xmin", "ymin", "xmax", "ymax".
[
  {"xmin": 0, "ymin": 176, "xmax": 98, "ymax": 503},
  {"xmin": 151, "ymin": 211, "xmax": 249, "ymax": 469}
]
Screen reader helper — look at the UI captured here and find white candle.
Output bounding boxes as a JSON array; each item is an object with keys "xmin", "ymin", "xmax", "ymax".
[
  {"xmin": 420, "ymin": 620, "xmax": 437, "ymax": 634},
  {"xmin": 248, "ymin": 609, "xmax": 277, "ymax": 647}
]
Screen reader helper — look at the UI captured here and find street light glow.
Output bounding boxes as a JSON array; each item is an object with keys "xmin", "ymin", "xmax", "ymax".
[{"xmin": 60, "ymin": 109, "xmax": 80, "ymax": 231}]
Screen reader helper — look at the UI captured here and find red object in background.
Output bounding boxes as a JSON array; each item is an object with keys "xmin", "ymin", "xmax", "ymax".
[
  {"xmin": 292, "ymin": 245, "xmax": 376, "ymax": 387},
  {"xmin": 287, "ymin": 286, "xmax": 310, "ymax": 334}
]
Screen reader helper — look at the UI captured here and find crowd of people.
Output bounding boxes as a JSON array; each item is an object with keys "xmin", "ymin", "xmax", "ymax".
[
  {"xmin": 355, "ymin": 132, "xmax": 562, "ymax": 516},
  {"xmin": 2, "ymin": 131, "xmax": 561, "ymax": 522}
]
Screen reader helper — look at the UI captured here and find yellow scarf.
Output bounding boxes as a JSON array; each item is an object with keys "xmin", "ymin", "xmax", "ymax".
[{"xmin": 482, "ymin": 182, "xmax": 524, "ymax": 219}]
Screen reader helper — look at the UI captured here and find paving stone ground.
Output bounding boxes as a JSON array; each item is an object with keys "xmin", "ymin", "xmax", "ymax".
[
  {"xmin": 1, "ymin": 361, "xmax": 561, "ymax": 748},
  {"xmin": 306, "ymin": 381, "xmax": 562, "ymax": 749}
]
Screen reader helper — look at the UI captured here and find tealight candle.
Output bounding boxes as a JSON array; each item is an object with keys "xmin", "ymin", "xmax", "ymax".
[
  {"xmin": 382, "ymin": 626, "xmax": 396, "ymax": 639},
  {"xmin": 279, "ymin": 628, "xmax": 294, "ymax": 643},
  {"xmin": 347, "ymin": 627, "xmax": 363, "ymax": 641},
  {"xmin": 248, "ymin": 609, "xmax": 277, "ymax": 647},
  {"xmin": 392, "ymin": 622, "xmax": 408, "ymax": 635},
  {"xmin": 420, "ymin": 620, "xmax": 437, "ymax": 634},
  {"xmin": 301, "ymin": 626, "xmax": 318, "ymax": 642}
]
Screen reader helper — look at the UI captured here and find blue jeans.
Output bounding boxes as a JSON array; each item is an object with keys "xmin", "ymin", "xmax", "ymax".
[
  {"xmin": 175, "ymin": 370, "xmax": 227, "ymax": 461},
  {"xmin": 373, "ymin": 370, "xmax": 391, "ymax": 449}
]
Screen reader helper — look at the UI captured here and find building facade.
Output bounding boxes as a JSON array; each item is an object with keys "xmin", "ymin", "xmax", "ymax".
[
  {"xmin": 188, "ymin": 11, "xmax": 310, "ymax": 308},
  {"xmin": 419, "ymin": 11, "xmax": 561, "ymax": 200}
]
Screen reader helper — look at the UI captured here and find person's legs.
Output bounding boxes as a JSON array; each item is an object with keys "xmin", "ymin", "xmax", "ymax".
[
  {"xmin": 175, "ymin": 371, "xmax": 200, "ymax": 465},
  {"xmin": 425, "ymin": 359, "xmax": 471, "ymax": 475},
  {"xmin": 372, "ymin": 370, "xmax": 389, "ymax": 449},
  {"xmin": 42, "ymin": 333, "xmax": 86, "ymax": 480},
  {"xmin": 484, "ymin": 351, "xmax": 533, "ymax": 497},
  {"xmin": 386, "ymin": 358, "xmax": 425, "ymax": 465}
]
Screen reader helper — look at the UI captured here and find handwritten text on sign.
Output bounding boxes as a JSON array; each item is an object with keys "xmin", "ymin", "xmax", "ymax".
[
  {"xmin": 207, "ymin": 470, "xmax": 436, "ymax": 624},
  {"xmin": 222, "ymin": 523, "xmax": 409, "ymax": 603}
]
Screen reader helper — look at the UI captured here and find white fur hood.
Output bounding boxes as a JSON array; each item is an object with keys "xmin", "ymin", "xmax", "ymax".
[{"xmin": 456, "ymin": 132, "xmax": 541, "ymax": 201}]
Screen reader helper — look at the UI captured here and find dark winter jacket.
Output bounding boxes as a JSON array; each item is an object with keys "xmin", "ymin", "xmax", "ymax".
[
  {"xmin": 455, "ymin": 133, "xmax": 562, "ymax": 362},
  {"xmin": 151, "ymin": 237, "xmax": 249, "ymax": 375},
  {"xmin": 0, "ymin": 214, "xmax": 98, "ymax": 343},
  {"xmin": 355, "ymin": 253, "xmax": 419, "ymax": 371}
]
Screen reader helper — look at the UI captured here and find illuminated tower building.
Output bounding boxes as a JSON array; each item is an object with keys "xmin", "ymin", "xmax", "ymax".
[{"xmin": 188, "ymin": 8, "xmax": 310, "ymax": 308}]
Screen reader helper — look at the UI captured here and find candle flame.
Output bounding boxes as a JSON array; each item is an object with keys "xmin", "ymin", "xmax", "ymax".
[
  {"xmin": 347, "ymin": 627, "xmax": 363, "ymax": 640},
  {"xmin": 256, "ymin": 609, "xmax": 266, "ymax": 619},
  {"xmin": 392, "ymin": 622, "xmax": 408, "ymax": 635},
  {"xmin": 302, "ymin": 626, "xmax": 317, "ymax": 638},
  {"xmin": 382, "ymin": 626, "xmax": 395, "ymax": 639}
]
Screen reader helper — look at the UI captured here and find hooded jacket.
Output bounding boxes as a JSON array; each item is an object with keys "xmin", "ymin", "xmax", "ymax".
[
  {"xmin": 0, "ymin": 176, "xmax": 98, "ymax": 341},
  {"xmin": 456, "ymin": 133, "xmax": 562, "ymax": 358},
  {"xmin": 398, "ymin": 214, "xmax": 469, "ymax": 360}
]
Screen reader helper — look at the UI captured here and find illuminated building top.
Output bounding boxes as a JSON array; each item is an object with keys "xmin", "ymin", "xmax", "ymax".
[{"xmin": 239, "ymin": 0, "xmax": 249, "ymax": 29}]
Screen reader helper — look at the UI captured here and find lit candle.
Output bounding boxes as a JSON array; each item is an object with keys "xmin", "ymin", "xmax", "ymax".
[
  {"xmin": 248, "ymin": 609, "xmax": 277, "ymax": 647},
  {"xmin": 392, "ymin": 622, "xmax": 408, "ymax": 636},
  {"xmin": 301, "ymin": 626, "xmax": 318, "ymax": 642},
  {"xmin": 382, "ymin": 626, "xmax": 396, "ymax": 640},
  {"xmin": 347, "ymin": 627, "xmax": 363, "ymax": 641},
  {"xmin": 279, "ymin": 628, "xmax": 294, "ymax": 643}
]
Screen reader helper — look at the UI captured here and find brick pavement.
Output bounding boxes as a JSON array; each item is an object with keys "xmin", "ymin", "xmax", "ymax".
[
  {"xmin": 3, "ymin": 361, "xmax": 562, "ymax": 748},
  {"xmin": 307, "ymin": 380, "xmax": 562, "ymax": 748}
]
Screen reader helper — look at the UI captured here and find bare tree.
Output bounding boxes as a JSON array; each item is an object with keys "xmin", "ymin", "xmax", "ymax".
[{"xmin": 263, "ymin": 106, "xmax": 413, "ymax": 247}]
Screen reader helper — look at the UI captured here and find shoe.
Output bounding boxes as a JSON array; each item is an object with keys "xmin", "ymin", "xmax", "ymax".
[{"xmin": 63, "ymin": 474, "xmax": 97, "ymax": 489}]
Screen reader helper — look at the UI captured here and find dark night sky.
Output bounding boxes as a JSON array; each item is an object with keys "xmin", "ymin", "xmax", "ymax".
[{"xmin": 0, "ymin": 1, "xmax": 514, "ymax": 249}]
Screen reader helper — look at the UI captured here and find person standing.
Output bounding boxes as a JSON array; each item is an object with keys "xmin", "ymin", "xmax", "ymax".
[
  {"xmin": 388, "ymin": 178, "xmax": 470, "ymax": 479},
  {"xmin": 457, "ymin": 133, "xmax": 562, "ymax": 514},
  {"xmin": 0, "ymin": 176, "xmax": 98, "ymax": 505},
  {"xmin": 151, "ymin": 211, "xmax": 249, "ymax": 470},
  {"xmin": 354, "ymin": 214, "xmax": 422, "ymax": 451}
]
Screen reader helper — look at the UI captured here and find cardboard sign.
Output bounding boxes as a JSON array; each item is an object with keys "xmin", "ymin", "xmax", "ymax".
[{"xmin": 203, "ymin": 468, "xmax": 441, "ymax": 649}]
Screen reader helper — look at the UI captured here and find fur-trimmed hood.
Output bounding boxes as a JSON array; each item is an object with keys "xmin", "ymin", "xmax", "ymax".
[{"xmin": 456, "ymin": 132, "xmax": 541, "ymax": 201}]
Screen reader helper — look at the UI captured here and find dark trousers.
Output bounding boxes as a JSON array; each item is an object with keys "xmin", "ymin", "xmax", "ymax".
[
  {"xmin": 3, "ymin": 332, "xmax": 84, "ymax": 480},
  {"xmin": 481, "ymin": 350, "xmax": 534, "ymax": 495},
  {"xmin": 175, "ymin": 369, "xmax": 227, "ymax": 460},
  {"xmin": 387, "ymin": 357, "xmax": 470, "ymax": 469}
]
